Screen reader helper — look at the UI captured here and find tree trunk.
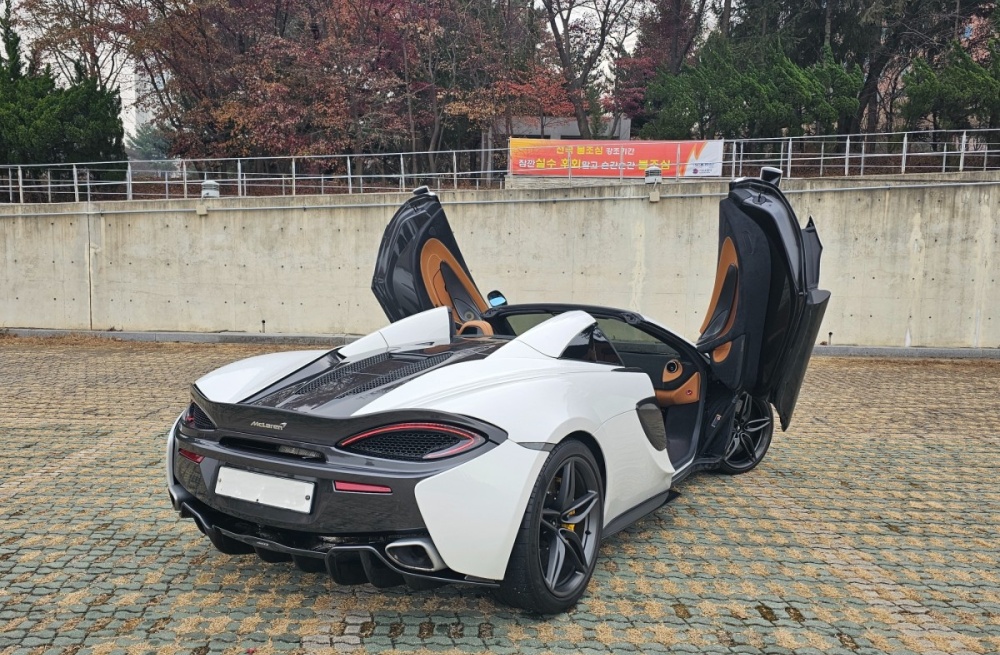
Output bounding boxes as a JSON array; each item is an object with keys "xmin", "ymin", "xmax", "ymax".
[
  {"xmin": 824, "ymin": 0, "xmax": 833, "ymax": 49},
  {"xmin": 573, "ymin": 99, "xmax": 592, "ymax": 139},
  {"xmin": 851, "ymin": 52, "xmax": 891, "ymax": 134},
  {"xmin": 721, "ymin": 0, "xmax": 732, "ymax": 39}
]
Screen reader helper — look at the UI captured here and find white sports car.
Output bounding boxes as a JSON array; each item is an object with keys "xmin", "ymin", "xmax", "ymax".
[{"xmin": 166, "ymin": 168, "xmax": 829, "ymax": 613}]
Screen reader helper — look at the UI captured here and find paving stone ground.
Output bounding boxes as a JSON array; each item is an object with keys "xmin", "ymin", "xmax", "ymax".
[{"xmin": 1, "ymin": 334, "xmax": 998, "ymax": 655}]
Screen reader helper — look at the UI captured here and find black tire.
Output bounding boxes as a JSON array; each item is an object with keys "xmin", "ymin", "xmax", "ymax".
[
  {"xmin": 718, "ymin": 393, "xmax": 774, "ymax": 475},
  {"xmin": 498, "ymin": 440, "xmax": 604, "ymax": 614}
]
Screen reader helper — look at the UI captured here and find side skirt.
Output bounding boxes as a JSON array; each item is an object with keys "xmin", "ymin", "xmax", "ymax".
[
  {"xmin": 602, "ymin": 489, "xmax": 681, "ymax": 539},
  {"xmin": 668, "ymin": 456, "xmax": 722, "ymax": 486}
]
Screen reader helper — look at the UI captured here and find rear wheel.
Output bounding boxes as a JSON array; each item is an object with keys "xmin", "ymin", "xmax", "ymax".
[
  {"xmin": 498, "ymin": 440, "xmax": 603, "ymax": 614},
  {"xmin": 718, "ymin": 393, "xmax": 773, "ymax": 474}
]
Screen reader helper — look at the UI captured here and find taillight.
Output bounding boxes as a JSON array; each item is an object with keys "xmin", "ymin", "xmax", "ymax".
[
  {"xmin": 178, "ymin": 448, "xmax": 204, "ymax": 463},
  {"xmin": 338, "ymin": 422, "xmax": 484, "ymax": 461}
]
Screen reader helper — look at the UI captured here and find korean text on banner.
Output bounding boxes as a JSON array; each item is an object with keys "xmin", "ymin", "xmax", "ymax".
[{"xmin": 509, "ymin": 139, "xmax": 724, "ymax": 178}]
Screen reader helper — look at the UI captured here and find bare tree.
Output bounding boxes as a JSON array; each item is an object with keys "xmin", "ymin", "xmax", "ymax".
[
  {"xmin": 542, "ymin": 0, "xmax": 643, "ymax": 138},
  {"xmin": 16, "ymin": 0, "xmax": 131, "ymax": 89}
]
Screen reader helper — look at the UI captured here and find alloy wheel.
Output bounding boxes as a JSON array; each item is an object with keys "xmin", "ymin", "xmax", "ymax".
[
  {"xmin": 537, "ymin": 456, "xmax": 601, "ymax": 598},
  {"xmin": 722, "ymin": 393, "xmax": 773, "ymax": 471}
]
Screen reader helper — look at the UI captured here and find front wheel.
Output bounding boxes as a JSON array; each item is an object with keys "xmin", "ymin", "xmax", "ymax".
[
  {"xmin": 498, "ymin": 440, "xmax": 604, "ymax": 614},
  {"xmin": 718, "ymin": 393, "xmax": 774, "ymax": 475}
]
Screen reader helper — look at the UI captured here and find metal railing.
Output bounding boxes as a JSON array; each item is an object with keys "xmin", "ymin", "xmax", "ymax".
[{"xmin": 3, "ymin": 128, "xmax": 999, "ymax": 204}]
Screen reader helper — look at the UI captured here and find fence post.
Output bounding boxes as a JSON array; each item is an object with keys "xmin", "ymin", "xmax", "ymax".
[
  {"xmin": 17, "ymin": 166, "xmax": 24, "ymax": 203},
  {"xmin": 182, "ymin": 160, "xmax": 188, "ymax": 199},
  {"xmin": 819, "ymin": 141, "xmax": 825, "ymax": 177},
  {"xmin": 901, "ymin": 133, "xmax": 908, "ymax": 174},
  {"xmin": 347, "ymin": 156, "xmax": 353, "ymax": 194},
  {"xmin": 73, "ymin": 164, "xmax": 79, "ymax": 203},
  {"xmin": 47, "ymin": 172, "xmax": 52, "ymax": 203},
  {"xmin": 619, "ymin": 144, "xmax": 624, "ymax": 181},
  {"xmin": 844, "ymin": 136, "xmax": 850, "ymax": 176},
  {"xmin": 786, "ymin": 137, "xmax": 793, "ymax": 178},
  {"xmin": 676, "ymin": 142, "xmax": 681, "ymax": 178},
  {"xmin": 399, "ymin": 154, "xmax": 405, "ymax": 191},
  {"xmin": 126, "ymin": 161, "xmax": 133, "ymax": 201},
  {"xmin": 738, "ymin": 141, "xmax": 744, "ymax": 176},
  {"xmin": 237, "ymin": 159, "xmax": 242, "ymax": 197},
  {"xmin": 942, "ymin": 142, "xmax": 948, "ymax": 173},
  {"xmin": 291, "ymin": 157, "xmax": 296, "ymax": 196},
  {"xmin": 860, "ymin": 139, "xmax": 865, "ymax": 177},
  {"xmin": 453, "ymin": 151, "xmax": 458, "ymax": 189},
  {"xmin": 959, "ymin": 130, "xmax": 967, "ymax": 172}
]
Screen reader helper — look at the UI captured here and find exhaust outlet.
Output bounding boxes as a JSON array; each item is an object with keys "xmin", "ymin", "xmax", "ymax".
[{"xmin": 385, "ymin": 537, "xmax": 447, "ymax": 572}]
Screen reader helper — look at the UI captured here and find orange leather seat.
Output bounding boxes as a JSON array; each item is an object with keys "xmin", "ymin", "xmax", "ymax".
[{"xmin": 457, "ymin": 320, "xmax": 494, "ymax": 336}]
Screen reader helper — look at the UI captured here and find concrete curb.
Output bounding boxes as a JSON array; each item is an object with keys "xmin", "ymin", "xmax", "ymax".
[
  {"xmin": 813, "ymin": 345, "xmax": 1000, "ymax": 359},
  {"xmin": 5, "ymin": 328, "xmax": 1000, "ymax": 359}
]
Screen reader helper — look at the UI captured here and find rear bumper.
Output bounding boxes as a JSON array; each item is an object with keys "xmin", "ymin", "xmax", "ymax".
[
  {"xmin": 166, "ymin": 419, "xmax": 547, "ymax": 581},
  {"xmin": 177, "ymin": 494, "xmax": 496, "ymax": 588}
]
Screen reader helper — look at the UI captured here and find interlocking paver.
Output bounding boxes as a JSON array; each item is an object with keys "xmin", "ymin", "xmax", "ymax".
[{"xmin": 1, "ymin": 334, "xmax": 999, "ymax": 654}]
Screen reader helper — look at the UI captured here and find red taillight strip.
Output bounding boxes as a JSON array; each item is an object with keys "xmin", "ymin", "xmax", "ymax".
[
  {"xmin": 339, "ymin": 422, "xmax": 475, "ymax": 447},
  {"xmin": 338, "ymin": 422, "xmax": 484, "ymax": 460},
  {"xmin": 178, "ymin": 448, "xmax": 204, "ymax": 463},
  {"xmin": 334, "ymin": 480, "xmax": 392, "ymax": 494},
  {"xmin": 422, "ymin": 435, "xmax": 483, "ymax": 459}
]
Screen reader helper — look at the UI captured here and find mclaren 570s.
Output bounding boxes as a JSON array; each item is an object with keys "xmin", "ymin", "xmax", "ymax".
[{"xmin": 166, "ymin": 168, "xmax": 829, "ymax": 613}]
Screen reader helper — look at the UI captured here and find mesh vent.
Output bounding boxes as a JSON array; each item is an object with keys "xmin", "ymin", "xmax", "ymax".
[
  {"xmin": 190, "ymin": 403, "xmax": 216, "ymax": 430},
  {"xmin": 341, "ymin": 431, "xmax": 466, "ymax": 461},
  {"xmin": 295, "ymin": 352, "xmax": 391, "ymax": 396},
  {"xmin": 334, "ymin": 353, "xmax": 451, "ymax": 398}
]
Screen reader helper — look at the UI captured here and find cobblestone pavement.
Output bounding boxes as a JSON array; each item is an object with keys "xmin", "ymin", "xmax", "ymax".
[{"xmin": 1, "ymin": 335, "xmax": 999, "ymax": 655}]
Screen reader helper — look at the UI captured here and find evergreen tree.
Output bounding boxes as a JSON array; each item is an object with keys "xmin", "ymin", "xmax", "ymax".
[
  {"xmin": 0, "ymin": 0, "xmax": 125, "ymax": 173},
  {"xmin": 903, "ymin": 43, "xmax": 1000, "ymax": 131}
]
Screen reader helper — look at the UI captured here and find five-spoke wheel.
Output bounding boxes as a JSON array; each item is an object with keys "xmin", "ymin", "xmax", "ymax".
[
  {"xmin": 719, "ymin": 393, "xmax": 774, "ymax": 474},
  {"xmin": 499, "ymin": 440, "xmax": 603, "ymax": 614}
]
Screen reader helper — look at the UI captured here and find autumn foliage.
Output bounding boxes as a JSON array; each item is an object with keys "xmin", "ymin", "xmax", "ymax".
[{"xmin": 89, "ymin": 0, "xmax": 574, "ymax": 161}]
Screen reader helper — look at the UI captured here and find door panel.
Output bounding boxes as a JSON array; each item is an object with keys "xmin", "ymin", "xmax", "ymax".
[
  {"xmin": 699, "ymin": 236, "xmax": 739, "ymax": 341},
  {"xmin": 696, "ymin": 200, "xmax": 772, "ymax": 391},
  {"xmin": 419, "ymin": 238, "xmax": 488, "ymax": 322},
  {"xmin": 372, "ymin": 189, "xmax": 487, "ymax": 325},
  {"xmin": 655, "ymin": 372, "xmax": 701, "ymax": 406}
]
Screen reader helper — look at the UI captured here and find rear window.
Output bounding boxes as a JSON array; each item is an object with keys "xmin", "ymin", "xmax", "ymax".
[{"xmin": 505, "ymin": 313, "xmax": 556, "ymax": 335}]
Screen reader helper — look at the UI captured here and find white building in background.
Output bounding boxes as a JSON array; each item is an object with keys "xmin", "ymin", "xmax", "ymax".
[
  {"xmin": 495, "ymin": 116, "xmax": 632, "ymax": 141},
  {"xmin": 118, "ymin": 64, "xmax": 155, "ymax": 138}
]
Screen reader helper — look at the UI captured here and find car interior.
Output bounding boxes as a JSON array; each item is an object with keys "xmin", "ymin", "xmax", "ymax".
[{"xmin": 479, "ymin": 308, "xmax": 705, "ymax": 469}]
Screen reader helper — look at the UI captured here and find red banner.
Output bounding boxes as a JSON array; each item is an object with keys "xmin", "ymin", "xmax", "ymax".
[{"xmin": 509, "ymin": 138, "xmax": 724, "ymax": 178}]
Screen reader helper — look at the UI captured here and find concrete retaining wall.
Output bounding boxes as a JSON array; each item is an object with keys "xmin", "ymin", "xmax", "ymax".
[{"xmin": 2, "ymin": 177, "xmax": 998, "ymax": 348}]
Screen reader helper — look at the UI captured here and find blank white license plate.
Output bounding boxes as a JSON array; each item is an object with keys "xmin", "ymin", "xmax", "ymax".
[{"xmin": 215, "ymin": 467, "xmax": 315, "ymax": 514}]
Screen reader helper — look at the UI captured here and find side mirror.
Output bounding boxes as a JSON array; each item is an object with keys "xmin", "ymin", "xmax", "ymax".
[
  {"xmin": 760, "ymin": 167, "xmax": 782, "ymax": 187},
  {"xmin": 487, "ymin": 290, "xmax": 508, "ymax": 307}
]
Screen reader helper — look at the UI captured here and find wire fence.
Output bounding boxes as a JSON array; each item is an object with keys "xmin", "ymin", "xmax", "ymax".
[{"xmin": 3, "ymin": 128, "xmax": 1000, "ymax": 204}]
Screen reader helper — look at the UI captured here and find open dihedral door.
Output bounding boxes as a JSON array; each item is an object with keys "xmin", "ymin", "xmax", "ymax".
[
  {"xmin": 696, "ymin": 171, "xmax": 830, "ymax": 430},
  {"xmin": 372, "ymin": 187, "xmax": 488, "ymax": 325}
]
